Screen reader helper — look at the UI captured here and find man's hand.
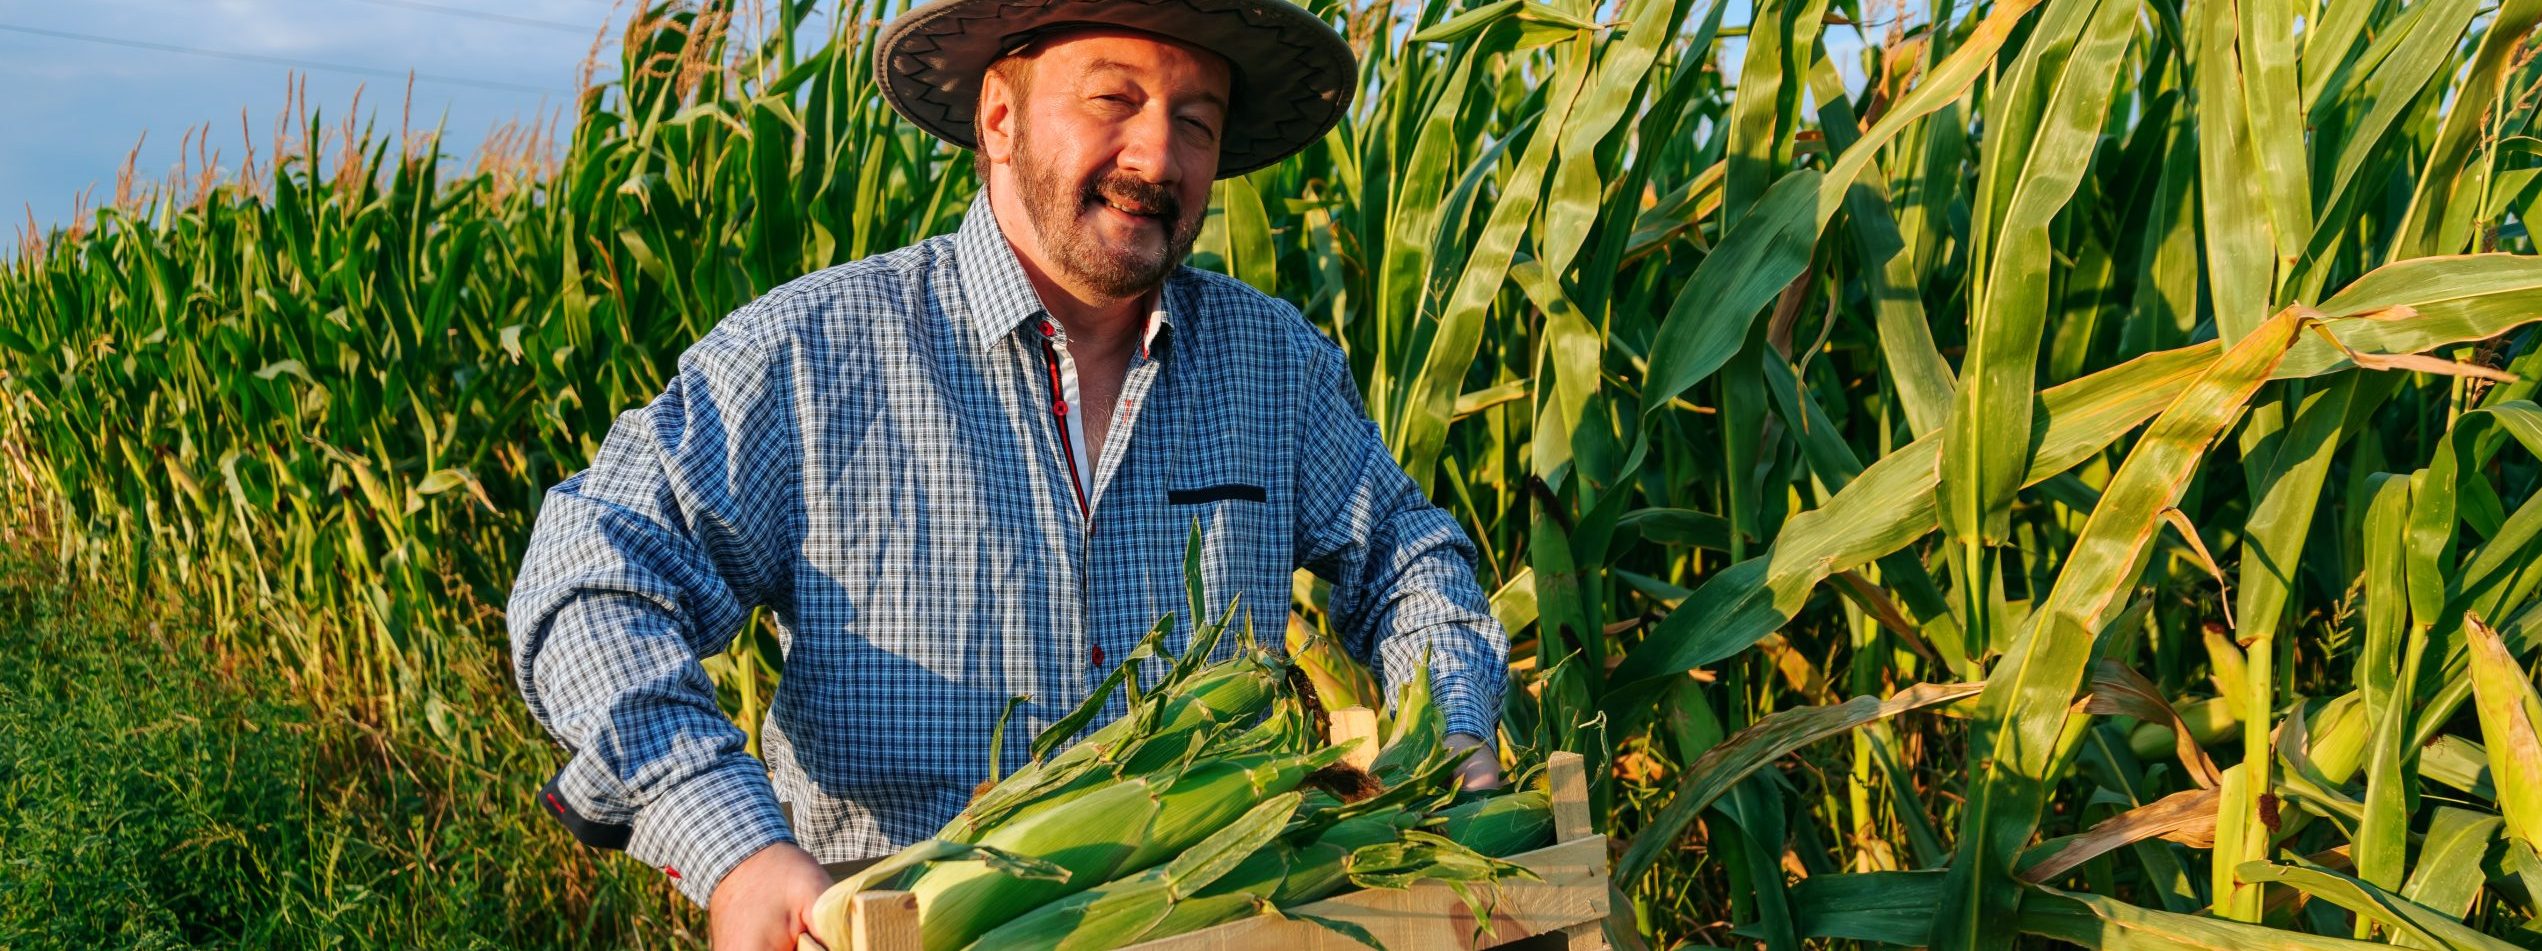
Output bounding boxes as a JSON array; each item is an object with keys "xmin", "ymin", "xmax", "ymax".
[
  {"xmin": 710, "ymin": 842, "xmax": 833, "ymax": 950},
  {"xmin": 1443, "ymin": 732, "xmax": 1503, "ymax": 790}
]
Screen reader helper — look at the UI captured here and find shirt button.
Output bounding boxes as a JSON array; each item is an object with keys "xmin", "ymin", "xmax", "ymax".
[
  {"xmin": 1052, "ymin": 399, "xmax": 1069, "ymax": 416},
  {"xmin": 1039, "ymin": 320, "xmax": 1057, "ymax": 337},
  {"xmin": 1090, "ymin": 645, "xmax": 1106, "ymax": 667}
]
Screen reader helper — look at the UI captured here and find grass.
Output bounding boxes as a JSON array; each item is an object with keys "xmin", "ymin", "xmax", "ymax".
[{"xmin": 0, "ymin": 545, "xmax": 703, "ymax": 948}]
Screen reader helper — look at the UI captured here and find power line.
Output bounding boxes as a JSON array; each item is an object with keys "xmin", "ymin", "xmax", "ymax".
[
  {"xmin": 343, "ymin": 0, "xmax": 600, "ymax": 34},
  {"xmin": 0, "ymin": 22, "xmax": 556, "ymax": 95}
]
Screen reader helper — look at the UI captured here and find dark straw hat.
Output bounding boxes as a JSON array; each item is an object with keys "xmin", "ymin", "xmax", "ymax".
[{"xmin": 876, "ymin": 0, "xmax": 1358, "ymax": 178}]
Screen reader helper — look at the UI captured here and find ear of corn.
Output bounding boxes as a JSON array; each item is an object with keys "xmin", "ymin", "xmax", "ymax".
[
  {"xmin": 1369, "ymin": 659, "xmax": 1443, "ymax": 784},
  {"xmin": 1286, "ymin": 621, "xmax": 1380, "ymax": 713},
  {"xmin": 954, "ymin": 791, "xmax": 1472, "ymax": 951},
  {"xmin": 905, "ymin": 779, "xmax": 1164, "ymax": 948},
  {"xmin": 1114, "ymin": 747, "xmax": 1349, "ymax": 872},
  {"xmin": 808, "ymin": 838, "xmax": 1072, "ymax": 944},
  {"xmin": 837, "ymin": 607, "xmax": 1551, "ymax": 950},
  {"xmin": 948, "ymin": 647, "xmax": 1288, "ymax": 843},
  {"xmin": 1430, "ymin": 789, "xmax": 1554, "ymax": 858},
  {"xmin": 1116, "ymin": 657, "xmax": 1285, "ymax": 774},
  {"xmin": 1262, "ymin": 811, "xmax": 1425, "ymax": 906},
  {"xmin": 952, "ymin": 792, "xmax": 1305, "ymax": 951},
  {"xmin": 1343, "ymin": 830, "xmax": 1545, "ymax": 892},
  {"xmin": 907, "ymin": 745, "xmax": 1346, "ymax": 949}
]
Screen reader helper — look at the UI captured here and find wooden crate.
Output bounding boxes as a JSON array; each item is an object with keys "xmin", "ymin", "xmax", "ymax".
[{"xmin": 815, "ymin": 725, "xmax": 1610, "ymax": 951}]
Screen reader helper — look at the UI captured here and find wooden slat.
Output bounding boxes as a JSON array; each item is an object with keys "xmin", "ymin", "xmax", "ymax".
[
  {"xmin": 1555, "ymin": 921, "xmax": 1605, "ymax": 950},
  {"xmin": 1328, "ymin": 706, "xmax": 1380, "ymax": 771},
  {"xmin": 1547, "ymin": 751, "xmax": 1592, "ymax": 844},
  {"xmin": 1120, "ymin": 835, "xmax": 1610, "ymax": 951},
  {"xmin": 849, "ymin": 890, "xmax": 920, "ymax": 951}
]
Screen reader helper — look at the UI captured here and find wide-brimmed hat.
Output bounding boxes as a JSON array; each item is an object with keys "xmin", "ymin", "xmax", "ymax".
[{"xmin": 876, "ymin": 0, "xmax": 1358, "ymax": 178}]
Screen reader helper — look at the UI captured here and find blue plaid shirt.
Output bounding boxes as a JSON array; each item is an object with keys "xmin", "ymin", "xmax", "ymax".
[{"xmin": 507, "ymin": 194, "xmax": 1508, "ymax": 906}]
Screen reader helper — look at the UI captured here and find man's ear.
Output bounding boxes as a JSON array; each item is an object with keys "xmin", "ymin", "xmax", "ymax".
[{"xmin": 976, "ymin": 71, "xmax": 1019, "ymax": 169}]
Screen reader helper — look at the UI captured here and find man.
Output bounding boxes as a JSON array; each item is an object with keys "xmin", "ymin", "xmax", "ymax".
[{"xmin": 506, "ymin": 1, "xmax": 1510, "ymax": 947}]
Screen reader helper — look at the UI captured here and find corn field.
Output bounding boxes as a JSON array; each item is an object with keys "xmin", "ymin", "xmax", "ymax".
[{"xmin": 9, "ymin": 0, "xmax": 2542, "ymax": 945}]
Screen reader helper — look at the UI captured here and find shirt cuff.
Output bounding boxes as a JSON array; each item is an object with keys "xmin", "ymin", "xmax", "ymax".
[
  {"xmin": 1431, "ymin": 673, "xmax": 1499, "ymax": 744},
  {"xmin": 626, "ymin": 756, "xmax": 796, "ymax": 907}
]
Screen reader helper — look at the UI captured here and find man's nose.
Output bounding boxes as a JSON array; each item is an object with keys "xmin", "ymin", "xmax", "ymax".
[{"xmin": 1114, "ymin": 107, "xmax": 1183, "ymax": 184}]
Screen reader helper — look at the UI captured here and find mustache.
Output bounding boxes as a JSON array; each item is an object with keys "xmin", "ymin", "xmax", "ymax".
[{"xmin": 1083, "ymin": 175, "xmax": 1181, "ymax": 221}]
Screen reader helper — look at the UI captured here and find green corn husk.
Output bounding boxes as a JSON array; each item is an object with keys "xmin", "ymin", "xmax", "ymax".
[
  {"xmin": 907, "ymin": 747, "xmax": 1346, "ymax": 949},
  {"xmin": 966, "ymin": 804, "xmax": 1427, "ymax": 951},
  {"xmin": 1433, "ymin": 789, "xmax": 1556, "ymax": 857},
  {"xmin": 1075, "ymin": 650, "xmax": 1275, "ymax": 769},
  {"xmin": 1007, "ymin": 599, "xmax": 1247, "ymax": 788},
  {"xmin": 1370, "ymin": 662, "xmax": 1444, "ymax": 785},
  {"xmin": 945, "ymin": 656, "xmax": 1281, "ymax": 839},
  {"xmin": 1115, "ymin": 746, "xmax": 1349, "ymax": 872},
  {"xmin": 1116, "ymin": 656, "xmax": 1285, "ymax": 774},
  {"xmin": 1293, "ymin": 729, "xmax": 1470, "ymax": 832},
  {"xmin": 1206, "ymin": 693, "xmax": 1317, "ymax": 760},
  {"xmin": 903, "ymin": 779, "xmax": 1161, "ymax": 949},
  {"xmin": 1123, "ymin": 815, "xmax": 1400, "ymax": 944},
  {"xmin": 1178, "ymin": 808, "xmax": 1417, "ymax": 920},
  {"xmin": 1263, "ymin": 809, "xmax": 1423, "ymax": 905},
  {"xmin": 807, "ymin": 839, "xmax": 1073, "ymax": 942},
  {"xmin": 954, "ymin": 793, "xmax": 1306, "ymax": 951},
  {"xmin": 1137, "ymin": 800, "xmax": 1541, "ymax": 947},
  {"xmin": 947, "ymin": 646, "xmax": 1281, "ymax": 843}
]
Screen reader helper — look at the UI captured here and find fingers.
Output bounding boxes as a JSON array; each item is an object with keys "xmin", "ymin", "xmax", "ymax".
[{"xmin": 795, "ymin": 894, "xmax": 833, "ymax": 951}]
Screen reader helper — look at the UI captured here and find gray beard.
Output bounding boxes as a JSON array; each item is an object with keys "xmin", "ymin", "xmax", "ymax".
[{"xmin": 1009, "ymin": 125, "xmax": 1203, "ymax": 299}]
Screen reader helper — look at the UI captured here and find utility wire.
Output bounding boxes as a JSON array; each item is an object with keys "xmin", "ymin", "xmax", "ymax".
[
  {"xmin": 343, "ymin": 0, "xmax": 599, "ymax": 34},
  {"xmin": 0, "ymin": 22, "xmax": 556, "ymax": 94}
]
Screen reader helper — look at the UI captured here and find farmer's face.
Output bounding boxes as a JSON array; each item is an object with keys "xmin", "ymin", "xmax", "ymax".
[{"xmin": 984, "ymin": 29, "xmax": 1229, "ymax": 298}]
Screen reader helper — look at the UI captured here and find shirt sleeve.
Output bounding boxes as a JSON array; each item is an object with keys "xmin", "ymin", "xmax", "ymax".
[
  {"xmin": 507, "ymin": 313, "xmax": 803, "ymax": 907},
  {"xmin": 1292, "ymin": 334, "xmax": 1510, "ymax": 742}
]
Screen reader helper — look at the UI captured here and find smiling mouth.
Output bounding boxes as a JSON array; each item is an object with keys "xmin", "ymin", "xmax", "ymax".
[{"xmin": 1096, "ymin": 197, "xmax": 1168, "ymax": 222}]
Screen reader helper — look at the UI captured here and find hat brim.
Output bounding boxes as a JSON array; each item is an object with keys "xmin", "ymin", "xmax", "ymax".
[{"xmin": 876, "ymin": 0, "xmax": 1357, "ymax": 178}]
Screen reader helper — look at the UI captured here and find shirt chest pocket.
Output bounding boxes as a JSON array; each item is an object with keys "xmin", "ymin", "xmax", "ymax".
[{"xmin": 1157, "ymin": 436, "xmax": 1289, "ymax": 648}]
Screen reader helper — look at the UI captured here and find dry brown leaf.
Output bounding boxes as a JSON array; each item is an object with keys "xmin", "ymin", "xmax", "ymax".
[
  {"xmin": 2084, "ymin": 660, "xmax": 2225, "ymax": 788},
  {"xmin": 2018, "ymin": 786, "xmax": 2220, "ymax": 884},
  {"xmin": 1831, "ymin": 570, "xmax": 1948, "ymax": 668}
]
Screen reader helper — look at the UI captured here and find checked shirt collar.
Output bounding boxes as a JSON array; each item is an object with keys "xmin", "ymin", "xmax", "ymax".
[{"xmin": 952, "ymin": 194, "xmax": 1176, "ymax": 358}]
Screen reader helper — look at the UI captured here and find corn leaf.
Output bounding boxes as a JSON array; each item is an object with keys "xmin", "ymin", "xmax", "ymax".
[
  {"xmin": 1615, "ymin": 680, "xmax": 1982, "ymax": 882},
  {"xmin": 2238, "ymin": 859, "xmax": 2523, "ymax": 951}
]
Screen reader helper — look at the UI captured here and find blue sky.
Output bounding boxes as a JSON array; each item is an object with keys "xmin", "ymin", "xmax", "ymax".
[
  {"xmin": 4, "ymin": 0, "xmax": 1873, "ymax": 245},
  {"xmin": 1, "ymin": 0, "xmax": 633, "ymax": 239}
]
